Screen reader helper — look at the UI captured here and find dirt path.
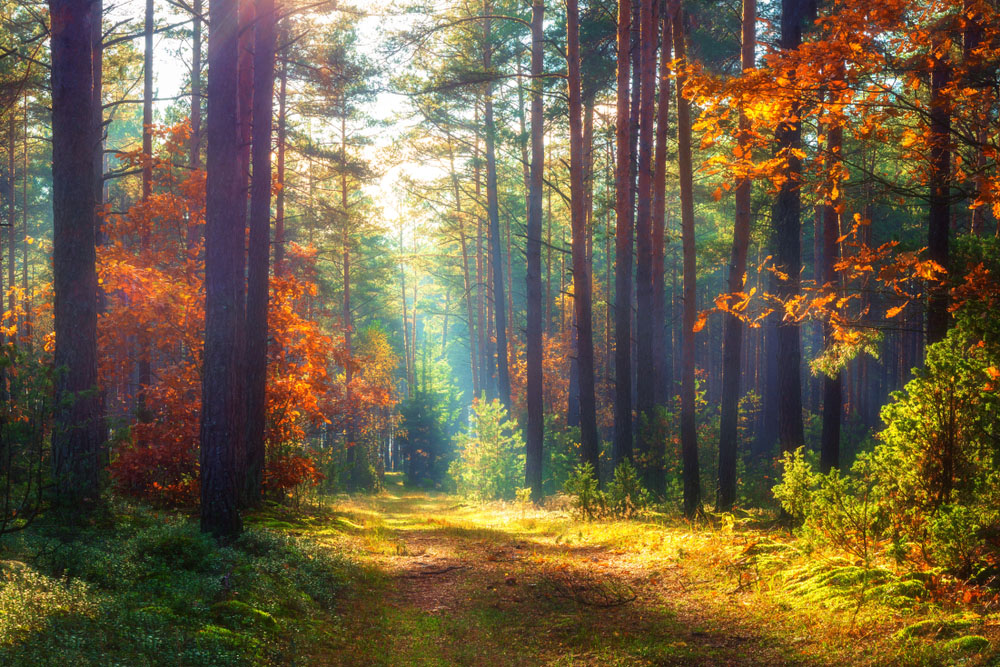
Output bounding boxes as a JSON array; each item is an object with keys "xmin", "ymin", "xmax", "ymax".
[{"xmin": 310, "ymin": 489, "xmax": 812, "ymax": 666}]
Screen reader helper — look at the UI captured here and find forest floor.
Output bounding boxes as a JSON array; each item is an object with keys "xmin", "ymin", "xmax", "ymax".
[
  {"xmin": 2, "ymin": 481, "xmax": 998, "ymax": 665},
  {"xmin": 297, "ymin": 475, "xmax": 999, "ymax": 666}
]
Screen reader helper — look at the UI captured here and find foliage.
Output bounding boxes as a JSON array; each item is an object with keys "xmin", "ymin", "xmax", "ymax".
[
  {"xmin": 605, "ymin": 461, "xmax": 651, "ymax": 519},
  {"xmin": 449, "ymin": 399, "xmax": 524, "ymax": 501},
  {"xmin": 775, "ymin": 322, "xmax": 1000, "ymax": 575},
  {"xmin": 0, "ymin": 335, "xmax": 53, "ymax": 536},
  {"xmin": 563, "ymin": 463, "xmax": 603, "ymax": 520},
  {"xmin": 0, "ymin": 501, "xmax": 353, "ymax": 666},
  {"xmin": 102, "ymin": 124, "xmax": 396, "ymax": 505}
]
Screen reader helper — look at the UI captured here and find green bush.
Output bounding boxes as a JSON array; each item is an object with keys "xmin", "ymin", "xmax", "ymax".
[
  {"xmin": 606, "ymin": 461, "xmax": 651, "ymax": 518},
  {"xmin": 564, "ymin": 463, "xmax": 604, "ymax": 520},
  {"xmin": 774, "ymin": 322, "xmax": 1000, "ymax": 576},
  {"xmin": 448, "ymin": 399, "xmax": 524, "ymax": 501}
]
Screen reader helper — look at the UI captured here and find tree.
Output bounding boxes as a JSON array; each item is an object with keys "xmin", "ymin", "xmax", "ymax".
[
  {"xmin": 49, "ymin": 0, "xmax": 103, "ymax": 508},
  {"xmin": 524, "ymin": 0, "xmax": 545, "ymax": 502},
  {"xmin": 613, "ymin": 0, "xmax": 634, "ymax": 468},
  {"xmin": 671, "ymin": 0, "xmax": 700, "ymax": 517},
  {"xmin": 717, "ymin": 0, "xmax": 755, "ymax": 510},
  {"xmin": 820, "ymin": 83, "xmax": 844, "ymax": 473},
  {"xmin": 245, "ymin": 0, "xmax": 278, "ymax": 507},
  {"xmin": 482, "ymin": 0, "xmax": 511, "ymax": 413},
  {"xmin": 771, "ymin": 0, "xmax": 808, "ymax": 455},
  {"xmin": 567, "ymin": 0, "xmax": 601, "ymax": 477},
  {"xmin": 201, "ymin": 0, "xmax": 244, "ymax": 538},
  {"xmin": 634, "ymin": 0, "xmax": 661, "ymax": 495}
]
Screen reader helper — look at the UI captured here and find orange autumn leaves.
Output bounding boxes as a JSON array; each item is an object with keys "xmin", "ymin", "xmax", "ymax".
[{"xmin": 103, "ymin": 122, "xmax": 397, "ymax": 504}]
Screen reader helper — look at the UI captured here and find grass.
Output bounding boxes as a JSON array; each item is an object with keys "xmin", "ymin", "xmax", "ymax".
[{"xmin": 1, "ymin": 478, "xmax": 997, "ymax": 665}]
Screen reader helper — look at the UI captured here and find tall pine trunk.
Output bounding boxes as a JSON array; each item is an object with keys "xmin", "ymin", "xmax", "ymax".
[
  {"xmin": 927, "ymin": 39, "xmax": 951, "ymax": 345},
  {"xmin": 201, "ymin": 0, "xmax": 243, "ymax": 538},
  {"xmin": 244, "ymin": 0, "xmax": 276, "ymax": 506},
  {"xmin": 568, "ymin": 0, "xmax": 600, "ymax": 476},
  {"xmin": 820, "ymin": 82, "xmax": 843, "ymax": 473},
  {"xmin": 671, "ymin": 0, "xmax": 700, "ymax": 516},
  {"xmin": 717, "ymin": 0, "xmax": 755, "ymax": 510},
  {"xmin": 612, "ymin": 0, "xmax": 634, "ymax": 467},
  {"xmin": 525, "ymin": 0, "xmax": 545, "ymax": 501},
  {"xmin": 482, "ymin": 2, "xmax": 510, "ymax": 412},
  {"xmin": 634, "ymin": 0, "xmax": 660, "ymax": 494},
  {"xmin": 651, "ymin": 6, "xmax": 672, "ymax": 407},
  {"xmin": 772, "ymin": 0, "xmax": 807, "ymax": 455},
  {"xmin": 49, "ymin": 0, "xmax": 103, "ymax": 508}
]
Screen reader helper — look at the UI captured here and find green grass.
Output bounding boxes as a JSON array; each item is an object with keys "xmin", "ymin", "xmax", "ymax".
[
  {"xmin": 0, "ymin": 499, "xmax": 368, "ymax": 666},
  {"xmin": 2, "ymin": 487, "xmax": 998, "ymax": 665}
]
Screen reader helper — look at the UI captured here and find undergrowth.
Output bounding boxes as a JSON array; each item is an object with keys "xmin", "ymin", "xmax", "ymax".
[{"xmin": 0, "ymin": 498, "xmax": 361, "ymax": 666}]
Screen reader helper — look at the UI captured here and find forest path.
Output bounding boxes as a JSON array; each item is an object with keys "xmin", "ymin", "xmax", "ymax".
[{"xmin": 307, "ymin": 479, "xmax": 813, "ymax": 666}]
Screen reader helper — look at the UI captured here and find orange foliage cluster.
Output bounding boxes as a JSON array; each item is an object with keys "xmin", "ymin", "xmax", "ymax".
[
  {"xmin": 688, "ymin": 0, "xmax": 1000, "ymax": 354},
  {"xmin": 102, "ymin": 122, "xmax": 397, "ymax": 505}
]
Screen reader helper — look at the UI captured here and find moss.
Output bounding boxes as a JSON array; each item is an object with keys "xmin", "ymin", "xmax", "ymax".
[
  {"xmin": 211, "ymin": 600, "xmax": 278, "ymax": 630},
  {"xmin": 895, "ymin": 617, "xmax": 977, "ymax": 640},
  {"xmin": 943, "ymin": 635, "xmax": 990, "ymax": 653}
]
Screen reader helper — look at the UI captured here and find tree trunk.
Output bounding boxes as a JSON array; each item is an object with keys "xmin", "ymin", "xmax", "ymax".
[
  {"xmin": 190, "ymin": 0, "xmax": 202, "ymax": 169},
  {"xmin": 613, "ymin": 0, "xmax": 634, "ymax": 467},
  {"xmin": 927, "ymin": 40, "xmax": 950, "ymax": 345},
  {"xmin": 200, "ymin": 0, "xmax": 243, "ymax": 538},
  {"xmin": 651, "ymin": 6, "xmax": 672, "ymax": 408},
  {"xmin": 717, "ymin": 0, "xmax": 755, "ymax": 510},
  {"xmin": 567, "ymin": 0, "xmax": 600, "ymax": 477},
  {"xmin": 820, "ymin": 86, "xmax": 843, "ymax": 473},
  {"xmin": 482, "ymin": 2, "xmax": 511, "ymax": 413},
  {"xmin": 138, "ymin": 0, "xmax": 153, "ymax": 419},
  {"xmin": 772, "ymin": 0, "xmax": 807, "ymax": 455},
  {"xmin": 634, "ymin": 0, "xmax": 660, "ymax": 494},
  {"xmin": 671, "ymin": 0, "xmax": 700, "ymax": 516},
  {"xmin": 525, "ymin": 0, "xmax": 545, "ymax": 501},
  {"xmin": 274, "ymin": 54, "xmax": 286, "ymax": 275},
  {"xmin": 49, "ymin": 0, "xmax": 103, "ymax": 509},
  {"xmin": 244, "ymin": 0, "xmax": 276, "ymax": 506}
]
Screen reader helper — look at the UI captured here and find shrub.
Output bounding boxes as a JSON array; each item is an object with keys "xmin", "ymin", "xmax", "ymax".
[
  {"xmin": 606, "ymin": 461, "xmax": 651, "ymax": 518},
  {"xmin": 564, "ymin": 463, "xmax": 604, "ymax": 520},
  {"xmin": 449, "ymin": 399, "xmax": 524, "ymax": 501}
]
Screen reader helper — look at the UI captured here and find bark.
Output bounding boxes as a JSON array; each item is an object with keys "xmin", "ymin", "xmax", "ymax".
[
  {"xmin": 772, "ymin": 0, "xmax": 807, "ymax": 455},
  {"xmin": 50, "ymin": 0, "xmax": 103, "ymax": 507},
  {"xmin": 138, "ymin": 0, "xmax": 153, "ymax": 419},
  {"xmin": 671, "ymin": 0, "xmax": 700, "ymax": 516},
  {"xmin": 613, "ymin": 0, "xmax": 634, "ymax": 467},
  {"xmin": 651, "ymin": 5, "xmax": 672, "ymax": 407},
  {"xmin": 525, "ymin": 0, "xmax": 545, "ymax": 501},
  {"xmin": 634, "ymin": 0, "xmax": 660, "ymax": 494},
  {"xmin": 927, "ymin": 42, "xmax": 951, "ymax": 345},
  {"xmin": 448, "ymin": 135, "xmax": 479, "ymax": 397},
  {"xmin": 341, "ymin": 109, "xmax": 355, "ymax": 473},
  {"xmin": 820, "ymin": 97, "xmax": 843, "ymax": 474},
  {"xmin": 200, "ymin": 0, "xmax": 243, "ymax": 538},
  {"xmin": 7, "ymin": 123, "xmax": 15, "ymax": 327},
  {"xmin": 567, "ymin": 0, "xmax": 600, "ymax": 476},
  {"xmin": 717, "ymin": 0, "xmax": 755, "ymax": 510},
  {"xmin": 244, "ymin": 0, "xmax": 276, "ymax": 506},
  {"xmin": 190, "ymin": 0, "xmax": 202, "ymax": 169},
  {"xmin": 482, "ymin": 2, "xmax": 511, "ymax": 413},
  {"xmin": 230, "ymin": 0, "xmax": 253, "ymax": 501},
  {"xmin": 274, "ymin": 55, "xmax": 287, "ymax": 274}
]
